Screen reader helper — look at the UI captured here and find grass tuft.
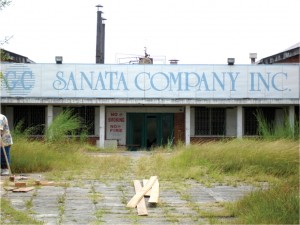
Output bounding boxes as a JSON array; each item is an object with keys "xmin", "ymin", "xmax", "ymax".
[{"xmin": 45, "ymin": 109, "xmax": 83, "ymax": 143}]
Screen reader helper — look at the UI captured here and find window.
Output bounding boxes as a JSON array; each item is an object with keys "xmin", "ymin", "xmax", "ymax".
[
  {"xmin": 63, "ymin": 106, "xmax": 95, "ymax": 135},
  {"xmin": 13, "ymin": 106, "xmax": 46, "ymax": 135},
  {"xmin": 195, "ymin": 107, "xmax": 225, "ymax": 135}
]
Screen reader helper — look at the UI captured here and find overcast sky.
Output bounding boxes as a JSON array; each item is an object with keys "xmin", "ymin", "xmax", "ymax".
[{"xmin": 0, "ymin": 0, "xmax": 299, "ymax": 64}]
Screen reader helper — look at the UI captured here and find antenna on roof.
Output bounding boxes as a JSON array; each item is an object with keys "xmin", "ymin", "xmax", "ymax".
[{"xmin": 144, "ymin": 47, "xmax": 150, "ymax": 58}]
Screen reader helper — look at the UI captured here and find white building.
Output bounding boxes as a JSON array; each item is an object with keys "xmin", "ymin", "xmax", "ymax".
[{"xmin": 1, "ymin": 62, "xmax": 299, "ymax": 149}]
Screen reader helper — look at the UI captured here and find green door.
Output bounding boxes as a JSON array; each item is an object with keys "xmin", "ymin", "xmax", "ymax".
[{"xmin": 127, "ymin": 113, "xmax": 173, "ymax": 150}]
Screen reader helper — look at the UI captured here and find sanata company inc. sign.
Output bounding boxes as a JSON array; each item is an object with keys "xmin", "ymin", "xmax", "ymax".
[{"xmin": 1, "ymin": 64, "xmax": 299, "ymax": 99}]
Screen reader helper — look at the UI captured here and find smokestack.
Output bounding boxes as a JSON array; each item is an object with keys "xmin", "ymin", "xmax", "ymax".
[{"xmin": 96, "ymin": 5, "xmax": 105, "ymax": 64}]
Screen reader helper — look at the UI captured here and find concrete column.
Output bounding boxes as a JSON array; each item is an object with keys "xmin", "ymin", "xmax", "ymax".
[
  {"xmin": 289, "ymin": 105, "xmax": 295, "ymax": 135},
  {"xmin": 99, "ymin": 105, "xmax": 105, "ymax": 148},
  {"xmin": 185, "ymin": 105, "xmax": 191, "ymax": 146},
  {"xmin": 237, "ymin": 106, "xmax": 243, "ymax": 138},
  {"xmin": 46, "ymin": 105, "xmax": 53, "ymax": 129}
]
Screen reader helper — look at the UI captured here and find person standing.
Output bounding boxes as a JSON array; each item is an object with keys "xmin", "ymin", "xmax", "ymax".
[{"xmin": 0, "ymin": 113, "xmax": 13, "ymax": 176}]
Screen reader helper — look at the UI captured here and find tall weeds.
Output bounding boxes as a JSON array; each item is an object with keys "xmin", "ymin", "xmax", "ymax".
[
  {"xmin": 44, "ymin": 109, "xmax": 83, "ymax": 143},
  {"xmin": 11, "ymin": 120, "xmax": 44, "ymax": 140},
  {"xmin": 11, "ymin": 138, "xmax": 130, "ymax": 178},
  {"xmin": 256, "ymin": 109, "xmax": 299, "ymax": 140}
]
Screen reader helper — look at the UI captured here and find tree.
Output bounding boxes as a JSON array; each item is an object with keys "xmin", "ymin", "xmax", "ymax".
[
  {"xmin": 0, "ymin": 0, "xmax": 12, "ymax": 90},
  {"xmin": 0, "ymin": 0, "xmax": 11, "ymax": 10},
  {"xmin": 0, "ymin": 0, "xmax": 12, "ymax": 61}
]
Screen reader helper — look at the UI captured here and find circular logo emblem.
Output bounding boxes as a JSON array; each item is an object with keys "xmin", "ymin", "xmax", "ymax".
[{"xmin": 2, "ymin": 64, "xmax": 35, "ymax": 96}]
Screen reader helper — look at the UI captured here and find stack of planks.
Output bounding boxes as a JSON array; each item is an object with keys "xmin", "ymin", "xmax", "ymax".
[
  {"xmin": 126, "ymin": 176, "xmax": 159, "ymax": 216},
  {"xmin": 3, "ymin": 178, "xmax": 55, "ymax": 193}
]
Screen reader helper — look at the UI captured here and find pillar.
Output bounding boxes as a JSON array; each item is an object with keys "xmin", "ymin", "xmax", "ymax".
[
  {"xmin": 237, "ymin": 106, "xmax": 243, "ymax": 138},
  {"xmin": 46, "ymin": 105, "xmax": 53, "ymax": 129},
  {"xmin": 99, "ymin": 105, "xmax": 105, "ymax": 148},
  {"xmin": 289, "ymin": 105, "xmax": 295, "ymax": 136},
  {"xmin": 185, "ymin": 105, "xmax": 190, "ymax": 146}
]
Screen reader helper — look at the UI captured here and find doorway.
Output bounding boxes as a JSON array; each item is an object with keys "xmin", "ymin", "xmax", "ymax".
[{"xmin": 127, "ymin": 113, "xmax": 174, "ymax": 150}]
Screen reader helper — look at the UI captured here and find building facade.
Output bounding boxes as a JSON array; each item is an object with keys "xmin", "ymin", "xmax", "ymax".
[
  {"xmin": 0, "ymin": 63, "xmax": 299, "ymax": 149},
  {"xmin": 0, "ymin": 49, "xmax": 35, "ymax": 63},
  {"xmin": 258, "ymin": 42, "xmax": 300, "ymax": 64}
]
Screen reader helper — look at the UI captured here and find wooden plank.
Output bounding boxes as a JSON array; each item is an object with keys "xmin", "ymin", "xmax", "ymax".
[
  {"xmin": 13, "ymin": 187, "xmax": 35, "ymax": 192},
  {"xmin": 133, "ymin": 180, "xmax": 148, "ymax": 216},
  {"xmin": 143, "ymin": 179, "xmax": 151, "ymax": 197},
  {"xmin": 126, "ymin": 176, "xmax": 157, "ymax": 208},
  {"xmin": 35, "ymin": 180, "xmax": 55, "ymax": 186},
  {"xmin": 148, "ymin": 179, "xmax": 159, "ymax": 204}
]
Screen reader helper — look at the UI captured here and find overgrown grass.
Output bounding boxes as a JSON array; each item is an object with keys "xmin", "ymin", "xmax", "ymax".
[
  {"xmin": 8, "ymin": 110, "xmax": 130, "ymax": 181},
  {"xmin": 10, "ymin": 137, "xmax": 130, "ymax": 180},
  {"xmin": 227, "ymin": 177, "xmax": 299, "ymax": 224},
  {"xmin": 136, "ymin": 139, "xmax": 299, "ymax": 183}
]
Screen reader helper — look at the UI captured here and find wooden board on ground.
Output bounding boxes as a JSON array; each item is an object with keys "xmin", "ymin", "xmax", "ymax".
[
  {"xmin": 143, "ymin": 179, "xmax": 151, "ymax": 197},
  {"xmin": 148, "ymin": 179, "xmax": 159, "ymax": 204},
  {"xmin": 133, "ymin": 180, "xmax": 148, "ymax": 216},
  {"xmin": 13, "ymin": 187, "xmax": 35, "ymax": 192},
  {"xmin": 35, "ymin": 180, "xmax": 55, "ymax": 186},
  {"xmin": 126, "ymin": 176, "xmax": 157, "ymax": 208}
]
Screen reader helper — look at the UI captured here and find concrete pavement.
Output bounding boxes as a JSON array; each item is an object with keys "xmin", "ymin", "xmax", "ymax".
[{"xmin": 1, "ymin": 152, "xmax": 256, "ymax": 225}]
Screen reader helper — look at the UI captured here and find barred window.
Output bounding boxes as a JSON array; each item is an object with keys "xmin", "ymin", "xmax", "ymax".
[
  {"xmin": 63, "ymin": 106, "xmax": 95, "ymax": 135},
  {"xmin": 13, "ymin": 106, "xmax": 46, "ymax": 135},
  {"xmin": 244, "ymin": 107, "xmax": 275, "ymax": 135},
  {"xmin": 195, "ymin": 107, "xmax": 225, "ymax": 135}
]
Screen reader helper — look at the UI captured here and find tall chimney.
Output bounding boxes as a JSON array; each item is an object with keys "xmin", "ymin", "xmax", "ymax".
[{"xmin": 96, "ymin": 5, "xmax": 105, "ymax": 64}]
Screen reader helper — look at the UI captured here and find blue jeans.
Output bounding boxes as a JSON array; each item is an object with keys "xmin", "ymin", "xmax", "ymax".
[{"xmin": 1, "ymin": 146, "xmax": 11, "ymax": 169}]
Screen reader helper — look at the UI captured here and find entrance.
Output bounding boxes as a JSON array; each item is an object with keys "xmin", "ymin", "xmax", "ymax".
[{"xmin": 127, "ymin": 113, "xmax": 174, "ymax": 150}]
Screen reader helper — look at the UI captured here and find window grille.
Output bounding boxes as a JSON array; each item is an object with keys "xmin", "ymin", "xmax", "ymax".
[
  {"xmin": 13, "ymin": 106, "xmax": 46, "ymax": 135},
  {"xmin": 244, "ymin": 107, "xmax": 275, "ymax": 135},
  {"xmin": 63, "ymin": 106, "xmax": 95, "ymax": 135},
  {"xmin": 195, "ymin": 107, "xmax": 225, "ymax": 135}
]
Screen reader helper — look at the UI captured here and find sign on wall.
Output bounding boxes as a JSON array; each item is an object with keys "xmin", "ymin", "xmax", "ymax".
[
  {"xmin": 106, "ymin": 111, "xmax": 126, "ymax": 145},
  {"xmin": 1, "ymin": 64, "xmax": 299, "ymax": 99}
]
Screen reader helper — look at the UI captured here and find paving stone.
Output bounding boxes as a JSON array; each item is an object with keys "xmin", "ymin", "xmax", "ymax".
[
  {"xmin": 7, "ymin": 198, "xmax": 27, "ymax": 211},
  {"xmin": 101, "ymin": 214, "xmax": 134, "ymax": 225},
  {"xmin": 33, "ymin": 214, "xmax": 59, "ymax": 225},
  {"xmin": 1, "ymin": 152, "xmax": 258, "ymax": 225}
]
